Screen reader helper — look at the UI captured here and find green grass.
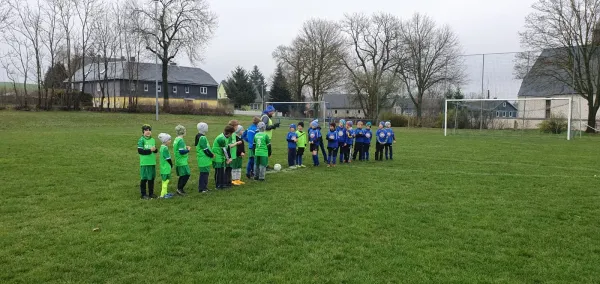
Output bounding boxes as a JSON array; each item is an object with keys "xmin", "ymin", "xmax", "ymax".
[
  {"xmin": 1, "ymin": 111, "xmax": 599, "ymax": 283},
  {"xmin": 0, "ymin": 82, "xmax": 38, "ymax": 92}
]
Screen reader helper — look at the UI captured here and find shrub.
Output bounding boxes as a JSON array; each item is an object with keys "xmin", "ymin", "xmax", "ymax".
[
  {"xmin": 380, "ymin": 112, "xmax": 409, "ymax": 127},
  {"xmin": 539, "ymin": 115, "xmax": 568, "ymax": 134}
]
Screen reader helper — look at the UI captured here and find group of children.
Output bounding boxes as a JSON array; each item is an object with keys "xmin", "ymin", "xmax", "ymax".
[
  {"xmin": 136, "ymin": 119, "xmax": 272, "ymax": 199},
  {"xmin": 285, "ymin": 119, "xmax": 397, "ymax": 168},
  {"xmin": 136, "ymin": 118, "xmax": 395, "ymax": 199}
]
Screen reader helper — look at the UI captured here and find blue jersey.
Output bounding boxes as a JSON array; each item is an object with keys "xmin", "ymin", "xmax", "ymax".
[
  {"xmin": 364, "ymin": 128, "xmax": 372, "ymax": 144},
  {"xmin": 326, "ymin": 129, "xmax": 339, "ymax": 148},
  {"xmin": 286, "ymin": 132, "xmax": 297, "ymax": 149},
  {"xmin": 309, "ymin": 128, "xmax": 321, "ymax": 145},
  {"xmin": 336, "ymin": 126, "xmax": 346, "ymax": 144},
  {"xmin": 385, "ymin": 128, "xmax": 395, "ymax": 144},
  {"xmin": 244, "ymin": 124, "xmax": 258, "ymax": 149},
  {"xmin": 376, "ymin": 129, "xmax": 387, "ymax": 144},
  {"xmin": 354, "ymin": 128, "xmax": 365, "ymax": 143},
  {"xmin": 345, "ymin": 128, "xmax": 355, "ymax": 145}
]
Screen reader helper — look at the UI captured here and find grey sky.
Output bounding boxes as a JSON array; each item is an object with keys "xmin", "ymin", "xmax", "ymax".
[{"xmin": 1, "ymin": 0, "xmax": 537, "ymax": 98}]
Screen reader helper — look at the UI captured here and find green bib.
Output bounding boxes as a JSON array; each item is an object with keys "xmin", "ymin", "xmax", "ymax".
[
  {"xmin": 173, "ymin": 137, "xmax": 189, "ymax": 166},
  {"xmin": 254, "ymin": 132, "xmax": 270, "ymax": 157},
  {"xmin": 137, "ymin": 136, "xmax": 156, "ymax": 166},
  {"xmin": 212, "ymin": 133, "xmax": 228, "ymax": 163},
  {"xmin": 159, "ymin": 145, "xmax": 171, "ymax": 175},
  {"xmin": 195, "ymin": 135, "xmax": 213, "ymax": 167}
]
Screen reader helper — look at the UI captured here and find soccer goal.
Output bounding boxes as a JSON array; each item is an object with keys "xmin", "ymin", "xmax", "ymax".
[
  {"xmin": 443, "ymin": 98, "xmax": 581, "ymax": 140},
  {"xmin": 266, "ymin": 101, "xmax": 328, "ymax": 125}
]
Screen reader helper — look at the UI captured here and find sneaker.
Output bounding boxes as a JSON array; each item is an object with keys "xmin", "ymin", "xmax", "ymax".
[
  {"xmin": 176, "ymin": 189, "xmax": 186, "ymax": 196},
  {"xmin": 141, "ymin": 195, "xmax": 150, "ymax": 200},
  {"xmin": 300, "ymin": 165, "xmax": 306, "ymax": 168},
  {"xmin": 199, "ymin": 189, "xmax": 208, "ymax": 193},
  {"xmin": 238, "ymin": 180, "xmax": 246, "ymax": 185},
  {"xmin": 289, "ymin": 166, "xmax": 297, "ymax": 170},
  {"xmin": 258, "ymin": 179, "xmax": 265, "ymax": 182},
  {"xmin": 232, "ymin": 180, "xmax": 241, "ymax": 186},
  {"xmin": 165, "ymin": 193, "xmax": 174, "ymax": 197},
  {"xmin": 159, "ymin": 194, "xmax": 173, "ymax": 199},
  {"xmin": 246, "ymin": 174, "xmax": 253, "ymax": 179},
  {"xmin": 327, "ymin": 164, "xmax": 331, "ymax": 168},
  {"xmin": 149, "ymin": 194, "xmax": 158, "ymax": 199}
]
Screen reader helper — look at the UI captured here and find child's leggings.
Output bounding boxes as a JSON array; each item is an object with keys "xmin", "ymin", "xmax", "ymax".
[
  {"xmin": 246, "ymin": 148, "xmax": 255, "ymax": 177},
  {"xmin": 177, "ymin": 175, "xmax": 190, "ymax": 191},
  {"xmin": 375, "ymin": 143, "xmax": 384, "ymax": 160},
  {"xmin": 140, "ymin": 179, "xmax": 155, "ymax": 197},
  {"xmin": 198, "ymin": 172, "xmax": 209, "ymax": 191},
  {"xmin": 362, "ymin": 144, "xmax": 370, "ymax": 160},
  {"xmin": 214, "ymin": 167, "xmax": 225, "ymax": 188},
  {"xmin": 384, "ymin": 143, "xmax": 393, "ymax": 160},
  {"xmin": 352, "ymin": 142, "xmax": 363, "ymax": 161},
  {"xmin": 288, "ymin": 148, "xmax": 297, "ymax": 167},
  {"xmin": 296, "ymin": 147, "xmax": 304, "ymax": 165},
  {"xmin": 327, "ymin": 147, "xmax": 338, "ymax": 164},
  {"xmin": 344, "ymin": 145, "xmax": 352, "ymax": 162}
]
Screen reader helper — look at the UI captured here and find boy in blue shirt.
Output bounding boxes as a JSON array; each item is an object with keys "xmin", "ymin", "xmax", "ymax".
[
  {"xmin": 308, "ymin": 120, "xmax": 321, "ymax": 166},
  {"xmin": 384, "ymin": 121, "xmax": 396, "ymax": 160},
  {"xmin": 286, "ymin": 124, "xmax": 298, "ymax": 169},
  {"xmin": 352, "ymin": 121, "xmax": 365, "ymax": 161},
  {"xmin": 375, "ymin": 121, "xmax": 386, "ymax": 161},
  {"xmin": 336, "ymin": 119, "xmax": 347, "ymax": 163},
  {"xmin": 243, "ymin": 117, "xmax": 259, "ymax": 179},
  {"xmin": 363, "ymin": 122, "xmax": 373, "ymax": 161},
  {"xmin": 326, "ymin": 122, "xmax": 339, "ymax": 167},
  {"xmin": 344, "ymin": 121, "xmax": 355, "ymax": 163}
]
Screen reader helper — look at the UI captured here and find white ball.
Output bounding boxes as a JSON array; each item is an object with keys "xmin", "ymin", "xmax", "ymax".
[{"xmin": 274, "ymin": 164, "xmax": 282, "ymax": 171}]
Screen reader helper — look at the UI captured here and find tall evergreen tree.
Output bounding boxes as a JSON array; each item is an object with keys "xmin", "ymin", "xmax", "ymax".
[
  {"xmin": 249, "ymin": 65, "xmax": 268, "ymax": 101},
  {"xmin": 224, "ymin": 66, "xmax": 256, "ymax": 108},
  {"xmin": 43, "ymin": 63, "xmax": 69, "ymax": 89},
  {"xmin": 269, "ymin": 65, "xmax": 291, "ymax": 102}
]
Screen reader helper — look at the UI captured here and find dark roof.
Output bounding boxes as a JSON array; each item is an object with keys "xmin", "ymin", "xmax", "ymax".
[
  {"xmin": 518, "ymin": 47, "xmax": 579, "ymax": 97},
  {"xmin": 323, "ymin": 93, "xmax": 357, "ymax": 109},
  {"xmin": 68, "ymin": 62, "xmax": 218, "ymax": 86}
]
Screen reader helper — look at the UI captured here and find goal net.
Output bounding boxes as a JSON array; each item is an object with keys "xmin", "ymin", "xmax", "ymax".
[
  {"xmin": 266, "ymin": 101, "xmax": 328, "ymax": 126},
  {"xmin": 444, "ymin": 98, "xmax": 582, "ymax": 140}
]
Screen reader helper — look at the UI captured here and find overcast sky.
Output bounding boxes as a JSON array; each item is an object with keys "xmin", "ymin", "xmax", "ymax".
[{"xmin": 1, "ymin": 0, "xmax": 538, "ymax": 98}]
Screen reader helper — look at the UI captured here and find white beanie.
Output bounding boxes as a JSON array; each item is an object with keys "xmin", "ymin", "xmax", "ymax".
[
  {"xmin": 158, "ymin": 133, "xmax": 171, "ymax": 143},
  {"xmin": 235, "ymin": 125, "xmax": 244, "ymax": 135},
  {"xmin": 175, "ymin": 124, "xmax": 186, "ymax": 136},
  {"xmin": 197, "ymin": 122, "xmax": 208, "ymax": 134}
]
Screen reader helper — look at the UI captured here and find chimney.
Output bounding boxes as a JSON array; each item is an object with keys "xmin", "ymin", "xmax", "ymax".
[{"xmin": 130, "ymin": 57, "xmax": 136, "ymax": 62}]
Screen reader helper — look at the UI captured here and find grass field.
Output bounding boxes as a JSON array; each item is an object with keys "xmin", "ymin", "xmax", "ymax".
[{"xmin": 1, "ymin": 111, "xmax": 599, "ymax": 283}]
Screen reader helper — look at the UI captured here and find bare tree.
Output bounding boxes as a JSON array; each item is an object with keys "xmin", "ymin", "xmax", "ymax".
[
  {"xmin": 56, "ymin": 0, "xmax": 74, "ymax": 107},
  {"xmin": 117, "ymin": 2, "xmax": 145, "ymax": 109},
  {"xmin": 41, "ymin": 0, "xmax": 65, "ymax": 109},
  {"xmin": 1, "ymin": 34, "xmax": 33, "ymax": 107},
  {"xmin": 396, "ymin": 13, "xmax": 464, "ymax": 126},
  {"xmin": 298, "ymin": 19, "xmax": 346, "ymax": 104},
  {"xmin": 273, "ymin": 38, "xmax": 310, "ymax": 101},
  {"xmin": 7, "ymin": 0, "xmax": 45, "ymax": 109},
  {"xmin": 340, "ymin": 12, "xmax": 402, "ymax": 119},
  {"xmin": 130, "ymin": 0, "xmax": 218, "ymax": 110},
  {"xmin": 520, "ymin": 0, "xmax": 600, "ymax": 133},
  {"xmin": 0, "ymin": 0, "xmax": 9, "ymax": 29},
  {"xmin": 73, "ymin": 0, "xmax": 100, "ymax": 110},
  {"xmin": 91, "ymin": 3, "xmax": 120, "ymax": 111},
  {"xmin": 512, "ymin": 51, "xmax": 541, "ymax": 80}
]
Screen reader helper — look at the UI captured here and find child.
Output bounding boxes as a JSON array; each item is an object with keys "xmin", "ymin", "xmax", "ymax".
[
  {"xmin": 137, "ymin": 124, "xmax": 158, "ymax": 199},
  {"xmin": 286, "ymin": 124, "xmax": 298, "ymax": 169},
  {"xmin": 344, "ymin": 121, "xmax": 355, "ymax": 163},
  {"xmin": 195, "ymin": 122, "xmax": 214, "ymax": 193},
  {"xmin": 253, "ymin": 122, "xmax": 272, "ymax": 181},
  {"xmin": 363, "ymin": 122, "xmax": 373, "ymax": 161},
  {"xmin": 385, "ymin": 121, "xmax": 396, "ymax": 160},
  {"xmin": 316, "ymin": 123, "xmax": 328, "ymax": 163},
  {"xmin": 375, "ymin": 121, "xmax": 387, "ymax": 161},
  {"xmin": 243, "ymin": 117, "xmax": 260, "ymax": 178},
  {"xmin": 212, "ymin": 125, "xmax": 235, "ymax": 189},
  {"xmin": 337, "ymin": 119, "xmax": 347, "ymax": 162},
  {"xmin": 225, "ymin": 120, "xmax": 240, "ymax": 188},
  {"xmin": 174, "ymin": 125, "xmax": 191, "ymax": 195},
  {"xmin": 232, "ymin": 125, "xmax": 246, "ymax": 185},
  {"xmin": 352, "ymin": 121, "xmax": 365, "ymax": 161},
  {"xmin": 326, "ymin": 122, "xmax": 339, "ymax": 167},
  {"xmin": 295, "ymin": 121, "xmax": 307, "ymax": 168},
  {"xmin": 158, "ymin": 133, "xmax": 174, "ymax": 199},
  {"xmin": 308, "ymin": 120, "xmax": 321, "ymax": 166}
]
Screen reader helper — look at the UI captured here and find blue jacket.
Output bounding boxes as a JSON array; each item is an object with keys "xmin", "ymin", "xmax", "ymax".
[
  {"xmin": 354, "ymin": 128, "xmax": 365, "ymax": 143},
  {"xmin": 309, "ymin": 128, "xmax": 321, "ymax": 145},
  {"xmin": 385, "ymin": 128, "xmax": 395, "ymax": 144},
  {"xmin": 336, "ymin": 126, "xmax": 346, "ymax": 145},
  {"xmin": 345, "ymin": 128, "xmax": 355, "ymax": 145},
  {"xmin": 326, "ymin": 129, "xmax": 339, "ymax": 148},
  {"xmin": 244, "ymin": 124, "xmax": 258, "ymax": 149},
  {"xmin": 364, "ymin": 128, "xmax": 372, "ymax": 144},
  {"xmin": 376, "ymin": 129, "xmax": 387, "ymax": 144},
  {"xmin": 286, "ymin": 131, "xmax": 297, "ymax": 149}
]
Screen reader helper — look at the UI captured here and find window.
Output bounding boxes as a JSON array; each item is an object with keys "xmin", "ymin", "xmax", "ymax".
[
  {"xmin": 173, "ymin": 86, "xmax": 177, "ymax": 93},
  {"xmin": 503, "ymin": 111, "xmax": 506, "ymax": 117},
  {"xmin": 509, "ymin": 111, "xmax": 513, "ymax": 117},
  {"xmin": 200, "ymin": 87, "xmax": 207, "ymax": 94},
  {"xmin": 358, "ymin": 110, "xmax": 361, "ymax": 114},
  {"xmin": 545, "ymin": 99, "xmax": 551, "ymax": 118},
  {"xmin": 96, "ymin": 83, "xmax": 101, "ymax": 92},
  {"xmin": 496, "ymin": 111, "xmax": 499, "ymax": 117},
  {"xmin": 130, "ymin": 83, "xmax": 135, "ymax": 91},
  {"xmin": 185, "ymin": 86, "xmax": 190, "ymax": 94},
  {"xmin": 157, "ymin": 84, "xmax": 161, "ymax": 92},
  {"xmin": 335, "ymin": 110, "xmax": 338, "ymax": 114},
  {"xmin": 144, "ymin": 84, "xmax": 149, "ymax": 92},
  {"xmin": 346, "ymin": 110, "xmax": 349, "ymax": 114},
  {"xmin": 503, "ymin": 102, "xmax": 506, "ymax": 107}
]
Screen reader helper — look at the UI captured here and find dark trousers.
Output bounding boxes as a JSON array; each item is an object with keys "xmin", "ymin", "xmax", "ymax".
[
  {"xmin": 363, "ymin": 144, "xmax": 370, "ymax": 161},
  {"xmin": 177, "ymin": 175, "xmax": 190, "ymax": 191},
  {"xmin": 375, "ymin": 143, "xmax": 385, "ymax": 161},
  {"xmin": 246, "ymin": 148, "xmax": 254, "ymax": 177},
  {"xmin": 327, "ymin": 147, "xmax": 338, "ymax": 164},
  {"xmin": 343, "ymin": 145, "xmax": 352, "ymax": 162},
  {"xmin": 288, "ymin": 148, "xmax": 297, "ymax": 166},
  {"xmin": 140, "ymin": 180, "xmax": 155, "ymax": 197},
  {"xmin": 214, "ymin": 168, "xmax": 226, "ymax": 188},
  {"xmin": 319, "ymin": 137, "xmax": 327, "ymax": 162},
  {"xmin": 296, "ymin": 147, "xmax": 305, "ymax": 165},
  {"xmin": 352, "ymin": 142, "xmax": 363, "ymax": 161},
  {"xmin": 198, "ymin": 172, "xmax": 209, "ymax": 191},
  {"xmin": 384, "ymin": 143, "xmax": 393, "ymax": 160}
]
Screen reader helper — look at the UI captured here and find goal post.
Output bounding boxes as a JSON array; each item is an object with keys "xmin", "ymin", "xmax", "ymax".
[{"xmin": 443, "ymin": 97, "xmax": 578, "ymax": 140}]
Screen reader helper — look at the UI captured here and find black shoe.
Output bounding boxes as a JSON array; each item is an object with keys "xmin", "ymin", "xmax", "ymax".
[
  {"xmin": 258, "ymin": 179, "xmax": 265, "ymax": 182},
  {"xmin": 177, "ymin": 189, "xmax": 186, "ymax": 196},
  {"xmin": 149, "ymin": 194, "xmax": 158, "ymax": 199},
  {"xmin": 199, "ymin": 189, "xmax": 208, "ymax": 193}
]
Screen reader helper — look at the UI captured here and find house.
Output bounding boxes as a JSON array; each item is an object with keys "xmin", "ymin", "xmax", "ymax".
[
  {"xmin": 517, "ymin": 47, "xmax": 600, "ymax": 129},
  {"xmin": 217, "ymin": 81, "xmax": 227, "ymax": 100},
  {"xmin": 323, "ymin": 93, "xmax": 365, "ymax": 119},
  {"xmin": 68, "ymin": 60, "xmax": 218, "ymax": 108},
  {"xmin": 460, "ymin": 100, "xmax": 518, "ymax": 119}
]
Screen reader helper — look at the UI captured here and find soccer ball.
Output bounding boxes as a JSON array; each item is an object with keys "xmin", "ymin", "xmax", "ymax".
[{"xmin": 274, "ymin": 164, "xmax": 282, "ymax": 171}]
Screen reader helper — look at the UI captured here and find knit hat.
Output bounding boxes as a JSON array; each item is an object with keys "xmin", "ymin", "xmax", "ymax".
[
  {"xmin": 339, "ymin": 119, "xmax": 346, "ymax": 126},
  {"xmin": 379, "ymin": 121, "xmax": 385, "ymax": 127},
  {"xmin": 290, "ymin": 124, "xmax": 297, "ymax": 130},
  {"xmin": 141, "ymin": 124, "xmax": 152, "ymax": 133},
  {"xmin": 175, "ymin": 124, "xmax": 186, "ymax": 136},
  {"xmin": 310, "ymin": 120, "xmax": 318, "ymax": 128},
  {"xmin": 265, "ymin": 105, "xmax": 276, "ymax": 113},
  {"xmin": 347, "ymin": 121, "xmax": 353, "ymax": 127},
  {"xmin": 258, "ymin": 122, "xmax": 266, "ymax": 131},
  {"xmin": 197, "ymin": 122, "xmax": 208, "ymax": 134},
  {"xmin": 366, "ymin": 122, "xmax": 372, "ymax": 127},
  {"xmin": 385, "ymin": 121, "xmax": 391, "ymax": 127},
  {"xmin": 158, "ymin": 133, "xmax": 171, "ymax": 143},
  {"xmin": 235, "ymin": 125, "xmax": 244, "ymax": 135}
]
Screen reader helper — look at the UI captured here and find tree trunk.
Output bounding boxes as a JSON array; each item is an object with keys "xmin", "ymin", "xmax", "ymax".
[
  {"xmin": 586, "ymin": 99, "xmax": 599, "ymax": 133},
  {"xmin": 162, "ymin": 59, "xmax": 169, "ymax": 111}
]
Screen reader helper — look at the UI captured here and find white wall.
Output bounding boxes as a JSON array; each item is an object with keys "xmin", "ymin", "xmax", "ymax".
[
  {"xmin": 517, "ymin": 95, "xmax": 600, "ymax": 130},
  {"xmin": 328, "ymin": 108, "xmax": 365, "ymax": 118}
]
